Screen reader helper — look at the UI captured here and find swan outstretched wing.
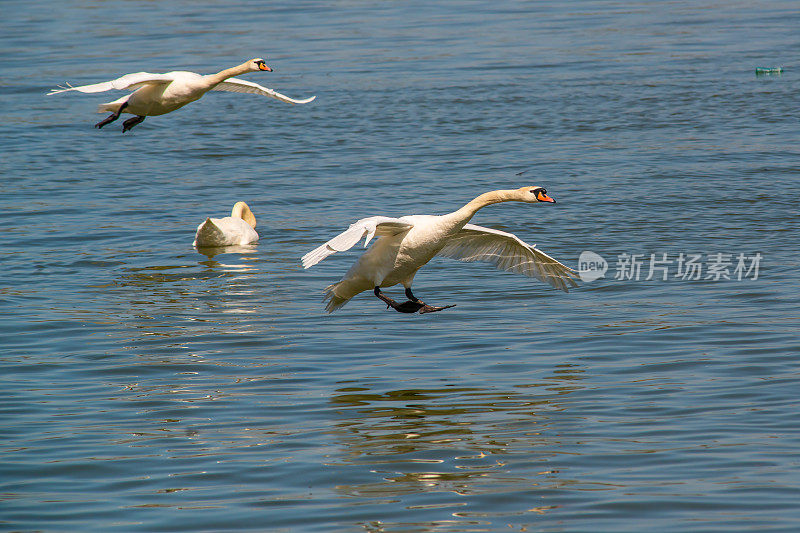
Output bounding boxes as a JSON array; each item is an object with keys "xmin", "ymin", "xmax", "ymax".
[
  {"xmin": 302, "ymin": 216, "xmax": 413, "ymax": 268},
  {"xmin": 437, "ymin": 224, "xmax": 579, "ymax": 291},
  {"xmin": 47, "ymin": 72, "xmax": 176, "ymax": 95},
  {"xmin": 213, "ymin": 78, "xmax": 316, "ymax": 104}
]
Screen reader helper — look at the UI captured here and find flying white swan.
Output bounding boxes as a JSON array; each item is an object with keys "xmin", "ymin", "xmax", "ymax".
[
  {"xmin": 47, "ymin": 58, "xmax": 316, "ymax": 132},
  {"xmin": 193, "ymin": 201, "xmax": 259, "ymax": 247},
  {"xmin": 301, "ymin": 186, "xmax": 579, "ymax": 314}
]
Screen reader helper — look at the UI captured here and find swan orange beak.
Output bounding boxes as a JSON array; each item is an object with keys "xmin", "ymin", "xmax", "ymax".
[
  {"xmin": 537, "ymin": 191, "xmax": 556, "ymax": 203},
  {"xmin": 259, "ymin": 64, "xmax": 273, "ymax": 72}
]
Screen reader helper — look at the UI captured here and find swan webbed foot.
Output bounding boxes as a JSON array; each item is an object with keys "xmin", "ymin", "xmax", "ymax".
[
  {"xmin": 374, "ymin": 287, "xmax": 418, "ymax": 313},
  {"xmin": 122, "ymin": 115, "xmax": 145, "ymax": 133},
  {"xmin": 404, "ymin": 287, "xmax": 455, "ymax": 313},
  {"xmin": 373, "ymin": 287, "xmax": 455, "ymax": 314},
  {"xmin": 418, "ymin": 302, "xmax": 456, "ymax": 314}
]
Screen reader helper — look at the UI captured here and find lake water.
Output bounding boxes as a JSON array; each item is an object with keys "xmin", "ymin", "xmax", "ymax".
[{"xmin": 2, "ymin": 1, "xmax": 800, "ymax": 531}]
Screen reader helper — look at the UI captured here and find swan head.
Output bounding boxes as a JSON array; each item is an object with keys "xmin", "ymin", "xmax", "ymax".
[
  {"xmin": 518, "ymin": 186, "xmax": 556, "ymax": 203},
  {"xmin": 231, "ymin": 201, "xmax": 257, "ymax": 228},
  {"xmin": 249, "ymin": 58, "xmax": 273, "ymax": 72}
]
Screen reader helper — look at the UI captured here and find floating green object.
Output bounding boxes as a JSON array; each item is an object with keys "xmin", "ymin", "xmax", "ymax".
[{"xmin": 755, "ymin": 67, "xmax": 783, "ymax": 75}]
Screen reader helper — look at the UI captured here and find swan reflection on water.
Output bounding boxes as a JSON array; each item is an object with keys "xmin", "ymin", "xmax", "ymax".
[
  {"xmin": 95, "ymin": 245, "xmax": 268, "ymax": 348},
  {"xmin": 326, "ymin": 364, "xmax": 587, "ymax": 524},
  {"xmin": 195, "ymin": 243, "xmax": 259, "ymax": 264}
]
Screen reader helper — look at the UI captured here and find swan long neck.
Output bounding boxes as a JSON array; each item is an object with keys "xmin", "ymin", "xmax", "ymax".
[
  {"xmin": 448, "ymin": 189, "xmax": 519, "ymax": 224},
  {"xmin": 231, "ymin": 201, "xmax": 257, "ymax": 228},
  {"xmin": 205, "ymin": 62, "xmax": 253, "ymax": 87}
]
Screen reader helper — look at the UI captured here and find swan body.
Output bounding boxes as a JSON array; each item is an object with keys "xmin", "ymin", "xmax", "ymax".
[
  {"xmin": 302, "ymin": 187, "xmax": 579, "ymax": 313},
  {"xmin": 48, "ymin": 58, "xmax": 315, "ymax": 131},
  {"xmin": 194, "ymin": 201, "xmax": 259, "ymax": 247}
]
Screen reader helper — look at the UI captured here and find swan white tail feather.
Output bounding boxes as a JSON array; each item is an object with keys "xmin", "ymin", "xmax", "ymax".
[
  {"xmin": 323, "ymin": 282, "xmax": 351, "ymax": 313},
  {"xmin": 322, "ymin": 275, "xmax": 376, "ymax": 313},
  {"xmin": 193, "ymin": 218, "xmax": 224, "ymax": 247}
]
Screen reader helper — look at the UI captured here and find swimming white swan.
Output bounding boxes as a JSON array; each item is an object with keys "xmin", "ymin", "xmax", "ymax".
[
  {"xmin": 193, "ymin": 201, "xmax": 259, "ymax": 247},
  {"xmin": 47, "ymin": 58, "xmax": 316, "ymax": 132},
  {"xmin": 302, "ymin": 186, "xmax": 579, "ymax": 313}
]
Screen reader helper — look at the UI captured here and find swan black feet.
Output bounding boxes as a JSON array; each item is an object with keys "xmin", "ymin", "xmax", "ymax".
[
  {"xmin": 95, "ymin": 113, "xmax": 120, "ymax": 129},
  {"xmin": 122, "ymin": 115, "xmax": 145, "ymax": 133},
  {"xmin": 374, "ymin": 287, "xmax": 455, "ymax": 314},
  {"xmin": 95, "ymin": 101, "xmax": 128, "ymax": 129}
]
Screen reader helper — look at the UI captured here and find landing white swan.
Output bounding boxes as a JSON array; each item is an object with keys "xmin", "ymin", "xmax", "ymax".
[
  {"xmin": 47, "ymin": 58, "xmax": 316, "ymax": 132},
  {"xmin": 302, "ymin": 186, "xmax": 579, "ymax": 314},
  {"xmin": 194, "ymin": 201, "xmax": 259, "ymax": 247}
]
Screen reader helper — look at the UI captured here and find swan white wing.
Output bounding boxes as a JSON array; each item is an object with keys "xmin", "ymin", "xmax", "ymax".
[
  {"xmin": 437, "ymin": 224, "xmax": 579, "ymax": 291},
  {"xmin": 47, "ymin": 72, "xmax": 176, "ymax": 95},
  {"xmin": 302, "ymin": 216, "xmax": 413, "ymax": 269},
  {"xmin": 213, "ymin": 77, "xmax": 316, "ymax": 104}
]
